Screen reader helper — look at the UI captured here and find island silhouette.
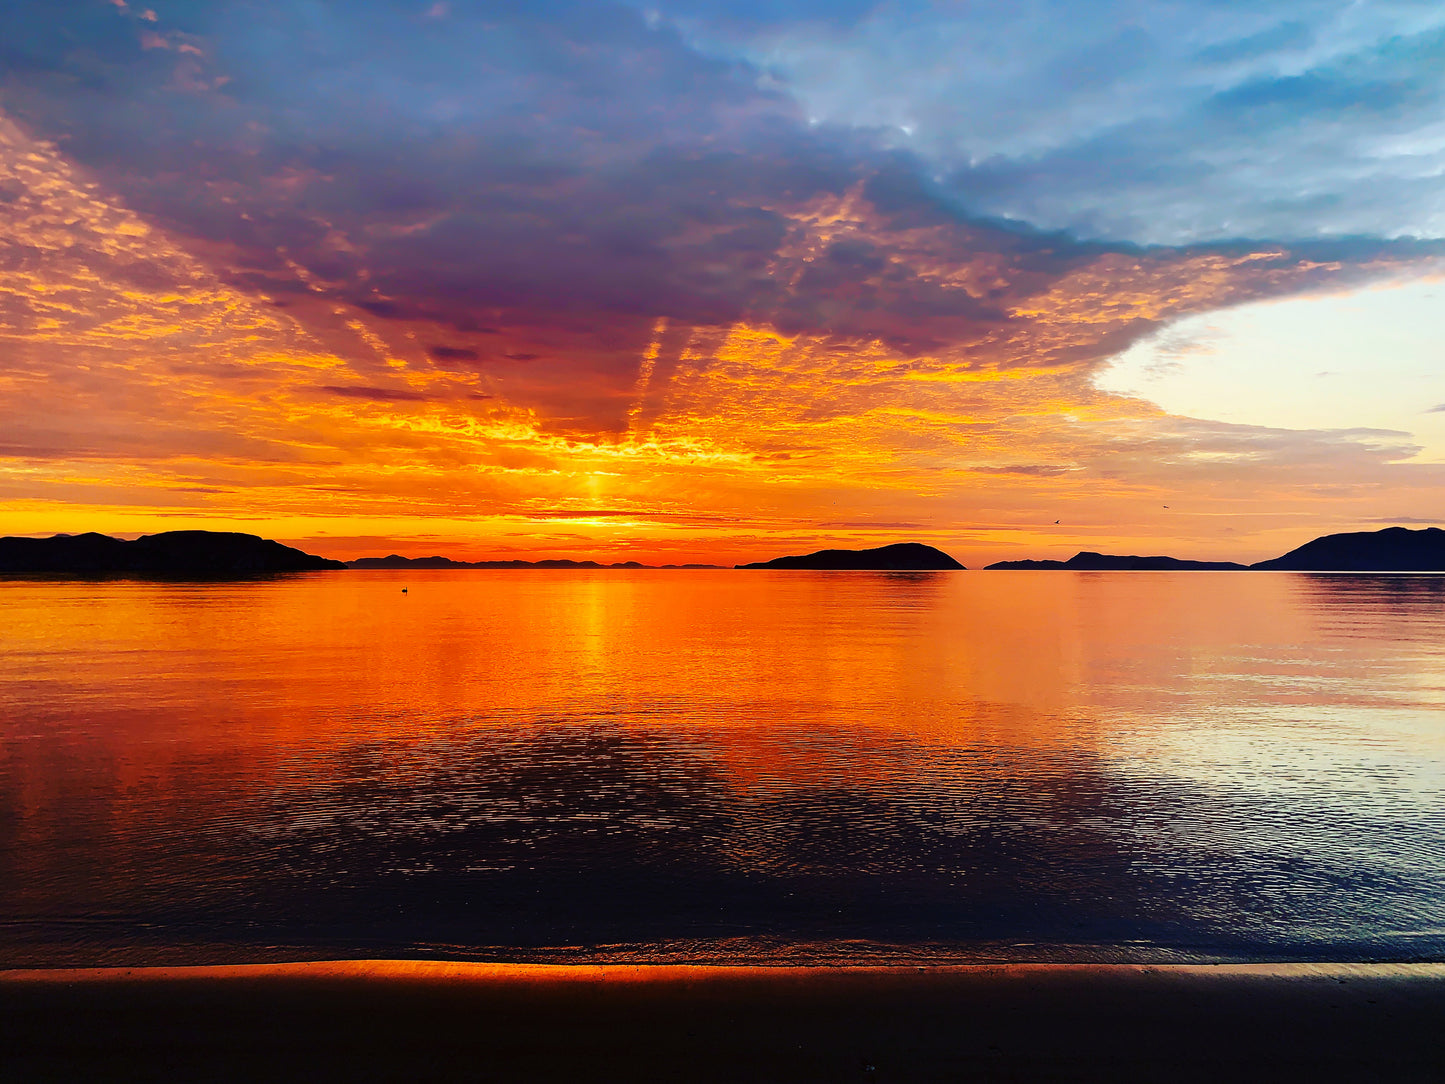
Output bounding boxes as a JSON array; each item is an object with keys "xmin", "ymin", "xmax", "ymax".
[
  {"xmin": 1250, "ymin": 526, "xmax": 1445, "ymax": 571},
  {"xmin": 0, "ymin": 531, "xmax": 345, "ymax": 575},
  {"xmin": 737, "ymin": 542, "xmax": 966, "ymax": 570},
  {"xmin": 987, "ymin": 552, "xmax": 1247, "ymax": 571}
]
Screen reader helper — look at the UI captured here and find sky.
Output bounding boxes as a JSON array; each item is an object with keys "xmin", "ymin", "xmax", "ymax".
[{"xmin": 1, "ymin": 0, "xmax": 1443, "ymax": 566}]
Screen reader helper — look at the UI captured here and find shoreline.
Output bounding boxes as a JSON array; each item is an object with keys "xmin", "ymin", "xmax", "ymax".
[{"xmin": 6, "ymin": 960, "xmax": 1443, "ymax": 1081}]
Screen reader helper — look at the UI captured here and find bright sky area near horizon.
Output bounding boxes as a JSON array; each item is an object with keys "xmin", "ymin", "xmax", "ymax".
[{"xmin": 2, "ymin": 0, "xmax": 1443, "ymax": 567}]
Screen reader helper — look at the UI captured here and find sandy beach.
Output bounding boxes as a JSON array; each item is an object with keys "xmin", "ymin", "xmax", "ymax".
[{"xmin": 3, "ymin": 960, "xmax": 1443, "ymax": 1082}]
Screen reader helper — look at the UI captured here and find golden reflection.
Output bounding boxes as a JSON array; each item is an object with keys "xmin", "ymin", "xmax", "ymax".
[
  {"xmin": 4, "ymin": 570, "xmax": 1440, "ymax": 753},
  {"xmin": 4, "ymin": 572, "xmax": 1444, "ymax": 967}
]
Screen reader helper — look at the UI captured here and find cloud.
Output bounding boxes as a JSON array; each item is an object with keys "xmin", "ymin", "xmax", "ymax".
[
  {"xmin": 816, "ymin": 521, "xmax": 925, "ymax": 530},
  {"xmin": 1192, "ymin": 20, "xmax": 1315, "ymax": 66},
  {"xmin": 8, "ymin": 0, "xmax": 1436, "ymax": 397},
  {"xmin": 427, "ymin": 345, "xmax": 480, "ymax": 362},
  {"xmin": 656, "ymin": 0, "xmax": 1445, "ymax": 244},
  {"xmin": 519, "ymin": 509, "xmax": 745, "ymax": 523},
  {"xmin": 318, "ymin": 385, "xmax": 432, "ymax": 402},
  {"xmin": 3, "ymin": 0, "xmax": 804, "ymax": 328}
]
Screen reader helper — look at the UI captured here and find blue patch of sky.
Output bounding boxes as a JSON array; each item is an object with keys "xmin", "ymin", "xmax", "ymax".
[{"xmin": 637, "ymin": 0, "xmax": 1445, "ymax": 244}]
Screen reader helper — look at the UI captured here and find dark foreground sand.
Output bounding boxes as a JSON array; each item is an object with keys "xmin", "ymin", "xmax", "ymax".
[{"xmin": 4, "ymin": 961, "xmax": 1443, "ymax": 1082}]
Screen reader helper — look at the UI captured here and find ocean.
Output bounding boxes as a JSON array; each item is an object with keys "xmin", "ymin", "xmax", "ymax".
[{"xmin": 2, "ymin": 570, "xmax": 1442, "ymax": 966}]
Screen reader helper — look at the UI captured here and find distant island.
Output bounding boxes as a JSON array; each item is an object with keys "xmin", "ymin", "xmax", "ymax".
[
  {"xmin": 348, "ymin": 555, "xmax": 719, "ymax": 569},
  {"xmin": 737, "ymin": 542, "xmax": 966, "ymax": 570},
  {"xmin": 0, "ymin": 531, "xmax": 345, "ymax": 575},
  {"xmin": 987, "ymin": 526, "xmax": 1445, "ymax": 572},
  {"xmin": 987, "ymin": 552, "xmax": 1248, "ymax": 571}
]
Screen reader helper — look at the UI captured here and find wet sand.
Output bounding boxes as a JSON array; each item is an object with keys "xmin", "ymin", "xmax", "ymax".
[{"xmin": 4, "ymin": 960, "xmax": 1443, "ymax": 1082}]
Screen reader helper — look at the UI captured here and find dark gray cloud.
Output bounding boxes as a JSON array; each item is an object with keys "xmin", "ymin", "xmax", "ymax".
[
  {"xmin": 0, "ymin": 0, "xmax": 1165, "ymax": 349},
  {"xmin": 2, "ymin": 1, "xmax": 812, "ymax": 329}
]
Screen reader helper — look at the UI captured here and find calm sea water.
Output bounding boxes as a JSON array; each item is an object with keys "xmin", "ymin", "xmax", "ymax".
[{"xmin": 1, "ymin": 570, "xmax": 1442, "ymax": 967}]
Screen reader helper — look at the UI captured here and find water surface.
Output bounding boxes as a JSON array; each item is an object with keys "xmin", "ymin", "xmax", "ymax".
[{"xmin": 2, "ymin": 571, "xmax": 1442, "ymax": 966}]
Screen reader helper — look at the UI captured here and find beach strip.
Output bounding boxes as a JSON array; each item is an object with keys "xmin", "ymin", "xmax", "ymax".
[{"xmin": 5, "ymin": 960, "xmax": 1444, "ymax": 1082}]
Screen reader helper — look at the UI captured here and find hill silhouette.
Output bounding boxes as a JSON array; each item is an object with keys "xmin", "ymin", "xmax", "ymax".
[
  {"xmin": 1251, "ymin": 526, "xmax": 1445, "ymax": 571},
  {"xmin": 0, "ymin": 531, "xmax": 345, "ymax": 575},
  {"xmin": 738, "ymin": 543, "xmax": 965, "ymax": 570},
  {"xmin": 988, "ymin": 552, "xmax": 1247, "ymax": 571}
]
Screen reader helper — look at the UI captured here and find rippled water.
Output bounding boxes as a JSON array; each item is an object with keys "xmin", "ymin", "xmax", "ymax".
[{"xmin": 1, "ymin": 570, "xmax": 1442, "ymax": 966}]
